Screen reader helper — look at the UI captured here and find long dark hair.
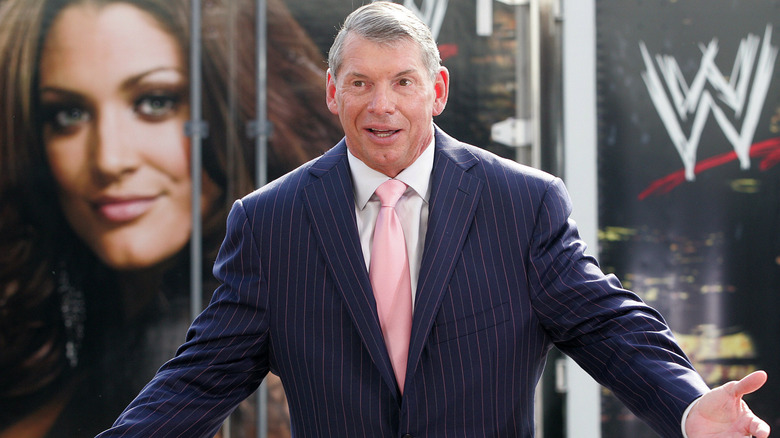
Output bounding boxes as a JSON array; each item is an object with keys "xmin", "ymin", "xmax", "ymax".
[{"xmin": 0, "ymin": 0, "xmax": 341, "ymax": 428}]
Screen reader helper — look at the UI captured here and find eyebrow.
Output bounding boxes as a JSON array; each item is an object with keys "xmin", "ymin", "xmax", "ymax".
[
  {"xmin": 120, "ymin": 66, "xmax": 186, "ymax": 91},
  {"xmin": 343, "ymin": 69, "xmax": 420, "ymax": 80},
  {"xmin": 39, "ymin": 66, "xmax": 186, "ymax": 97},
  {"xmin": 38, "ymin": 86, "xmax": 87, "ymax": 103}
]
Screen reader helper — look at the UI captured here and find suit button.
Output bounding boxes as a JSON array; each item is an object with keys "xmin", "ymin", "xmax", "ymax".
[{"xmin": 402, "ymin": 435, "xmax": 414, "ymax": 438}]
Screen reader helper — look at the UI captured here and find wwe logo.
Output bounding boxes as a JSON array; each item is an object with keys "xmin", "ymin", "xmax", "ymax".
[
  {"xmin": 400, "ymin": 0, "xmax": 449, "ymax": 40},
  {"xmin": 640, "ymin": 25, "xmax": 778, "ymax": 181}
]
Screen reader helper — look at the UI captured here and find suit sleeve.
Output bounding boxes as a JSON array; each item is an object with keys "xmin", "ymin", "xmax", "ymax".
[
  {"xmin": 527, "ymin": 177, "xmax": 709, "ymax": 438},
  {"xmin": 97, "ymin": 199, "xmax": 270, "ymax": 438}
]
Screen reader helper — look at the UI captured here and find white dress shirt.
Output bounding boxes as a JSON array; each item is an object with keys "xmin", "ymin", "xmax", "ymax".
[{"xmin": 347, "ymin": 138, "xmax": 435, "ymax": 309}]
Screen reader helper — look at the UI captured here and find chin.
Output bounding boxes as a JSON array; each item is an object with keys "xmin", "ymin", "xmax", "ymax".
[
  {"xmin": 100, "ymin": 255, "xmax": 163, "ymax": 271},
  {"xmin": 95, "ymin": 241, "xmax": 182, "ymax": 272}
]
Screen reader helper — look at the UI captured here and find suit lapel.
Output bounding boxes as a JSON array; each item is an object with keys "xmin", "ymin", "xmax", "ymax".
[
  {"xmin": 301, "ymin": 141, "xmax": 400, "ymax": 400},
  {"xmin": 405, "ymin": 129, "xmax": 483, "ymax": 387},
  {"xmin": 301, "ymin": 134, "xmax": 483, "ymax": 401}
]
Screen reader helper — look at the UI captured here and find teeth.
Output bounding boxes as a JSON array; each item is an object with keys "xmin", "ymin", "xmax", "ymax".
[{"xmin": 371, "ymin": 129, "xmax": 394, "ymax": 138}]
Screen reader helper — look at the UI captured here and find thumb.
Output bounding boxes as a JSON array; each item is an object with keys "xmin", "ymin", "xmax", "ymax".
[{"xmin": 733, "ymin": 370, "xmax": 768, "ymax": 398}]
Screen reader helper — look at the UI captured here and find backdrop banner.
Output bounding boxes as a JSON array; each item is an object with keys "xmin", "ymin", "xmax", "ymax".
[
  {"xmin": 596, "ymin": 0, "xmax": 780, "ymax": 435},
  {"xmin": 0, "ymin": 1, "xmax": 520, "ymax": 437}
]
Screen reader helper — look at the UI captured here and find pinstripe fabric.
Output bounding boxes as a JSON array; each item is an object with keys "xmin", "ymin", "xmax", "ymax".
[{"xmin": 98, "ymin": 127, "xmax": 709, "ymax": 438}]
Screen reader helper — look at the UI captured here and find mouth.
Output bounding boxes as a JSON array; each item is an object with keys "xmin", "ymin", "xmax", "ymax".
[
  {"xmin": 92, "ymin": 195, "xmax": 158, "ymax": 223},
  {"xmin": 367, "ymin": 128, "xmax": 400, "ymax": 138}
]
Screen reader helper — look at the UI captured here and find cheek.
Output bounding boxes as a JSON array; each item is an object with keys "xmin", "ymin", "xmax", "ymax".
[
  {"xmin": 333, "ymin": 93, "xmax": 365, "ymax": 119},
  {"xmin": 45, "ymin": 135, "xmax": 90, "ymax": 194},
  {"xmin": 138, "ymin": 120, "xmax": 192, "ymax": 180},
  {"xmin": 153, "ymin": 130, "xmax": 192, "ymax": 208}
]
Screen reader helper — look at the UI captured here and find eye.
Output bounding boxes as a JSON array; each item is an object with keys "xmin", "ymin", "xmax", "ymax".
[
  {"xmin": 399, "ymin": 78, "xmax": 413, "ymax": 86},
  {"xmin": 352, "ymin": 80, "xmax": 366, "ymax": 87},
  {"xmin": 135, "ymin": 93, "xmax": 181, "ymax": 120},
  {"xmin": 42, "ymin": 105, "xmax": 91, "ymax": 132}
]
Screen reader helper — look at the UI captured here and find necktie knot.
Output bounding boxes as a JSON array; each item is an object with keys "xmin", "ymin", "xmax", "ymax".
[{"xmin": 375, "ymin": 179, "xmax": 407, "ymax": 208}]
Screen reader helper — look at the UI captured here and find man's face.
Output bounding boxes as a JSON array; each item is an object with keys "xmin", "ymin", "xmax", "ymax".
[{"xmin": 326, "ymin": 34, "xmax": 449, "ymax": 177}]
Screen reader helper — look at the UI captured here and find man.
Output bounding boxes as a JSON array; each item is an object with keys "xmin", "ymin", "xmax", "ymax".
[{"xmin": 98, "ymin": 2, "xmax": 769, "ymax": 437}]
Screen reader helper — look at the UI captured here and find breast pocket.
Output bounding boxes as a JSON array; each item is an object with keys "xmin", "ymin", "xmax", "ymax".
[{"xmin": 432, "ymin": 301, "xmax": 510, "ymax": 344}]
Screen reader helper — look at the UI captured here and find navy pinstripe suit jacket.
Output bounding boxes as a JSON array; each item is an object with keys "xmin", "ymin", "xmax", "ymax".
[{"xmin": 99, "ymin": 127, "xmax": 708, "ymax": 437}]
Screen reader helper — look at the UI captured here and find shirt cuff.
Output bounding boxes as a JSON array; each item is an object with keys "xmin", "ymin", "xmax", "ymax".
[{"xmin": 680, "ymin": 395, "xmax": 704, "ymax": 438}]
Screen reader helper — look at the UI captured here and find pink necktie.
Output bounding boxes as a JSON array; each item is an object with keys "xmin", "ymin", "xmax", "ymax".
[{"xmin": 369, "ymin": 179, "xmax": 413, "ymax": 394}]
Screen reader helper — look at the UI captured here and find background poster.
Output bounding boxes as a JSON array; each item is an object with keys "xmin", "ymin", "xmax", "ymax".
[
  {"xmin": 0, "ymin": 1, "xmax": 519, "ymax": 437},
  {"xmin": 596, "ymin": 0, "xmax": 780, "ymax": 436}
]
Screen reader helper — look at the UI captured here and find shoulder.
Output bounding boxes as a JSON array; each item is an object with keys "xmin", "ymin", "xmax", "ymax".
[
  {"xmin": 240, "ymin": 140, "xmax": 348, "ymax": 208},
  {"xmin": 433, "ymin": 127, "xmax": 562, "ymax": 199}
]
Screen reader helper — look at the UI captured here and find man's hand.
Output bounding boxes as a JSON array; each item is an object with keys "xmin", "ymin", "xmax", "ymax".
[{"xmin": 685, "ymin": 370, "xmax": 770, "ymax": 437}]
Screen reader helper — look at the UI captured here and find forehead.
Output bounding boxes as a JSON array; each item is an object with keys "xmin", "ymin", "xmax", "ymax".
[
  {"xmin": 40, "ymin": 3, "xmax": 182, "ymax": 85},
  {"xmin": 337, "ymin": 34, "xmax": 426, "ymax": 77}
]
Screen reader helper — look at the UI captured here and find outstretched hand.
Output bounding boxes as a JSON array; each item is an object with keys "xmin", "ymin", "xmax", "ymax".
[{"xmin": 685, "ymin": 370, "xmax": 770, "ymax": 438}]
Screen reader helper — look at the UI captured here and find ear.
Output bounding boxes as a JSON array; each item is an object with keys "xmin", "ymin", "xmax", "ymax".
[
  {"xmin": 432, "ymin": 66, "xmax": 450, "ymax": 116},
  {"xmin": 326, "ymin": 69, "xmax": 339, "ymax": 115}
]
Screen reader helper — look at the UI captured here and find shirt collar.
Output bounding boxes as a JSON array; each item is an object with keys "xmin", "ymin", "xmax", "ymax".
[{"xmin": 348, "ymin": 136, "xmax": 435, "ymax": 210}]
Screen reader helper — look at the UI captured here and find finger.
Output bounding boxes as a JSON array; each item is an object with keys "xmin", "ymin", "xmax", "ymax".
[
  {"xmin": 750, "ymin": 416, "xmax": 771, "ymax": 438},
  {"xmin": 733, "ymin": 370, "xmax": 768, "ymax": 397}
]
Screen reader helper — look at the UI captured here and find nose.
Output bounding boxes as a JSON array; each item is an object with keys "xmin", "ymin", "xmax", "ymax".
[
  {"xmin": 367, "ymin": 83, "xmax": 396, "ymax": 114},
  {"xmin": 89, "ymin": 107, "xmax": 139, "ymax": 180}
]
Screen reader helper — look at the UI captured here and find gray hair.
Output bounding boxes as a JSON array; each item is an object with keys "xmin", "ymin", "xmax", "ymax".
[{"xmin": 328, "ymin": 1, "xmax": 441, "ymax": 81}]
